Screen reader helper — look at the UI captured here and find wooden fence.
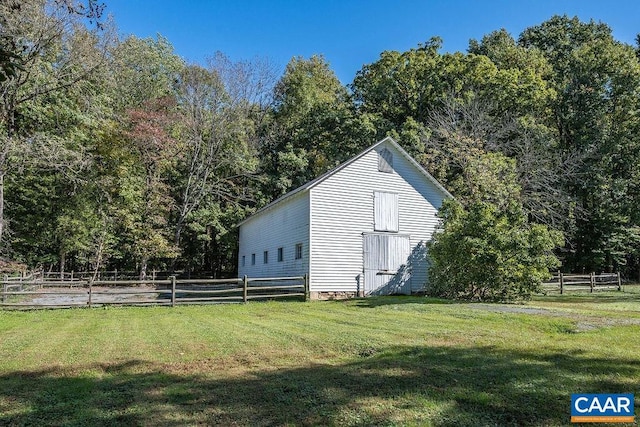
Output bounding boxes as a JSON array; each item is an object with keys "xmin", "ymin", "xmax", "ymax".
[
  {"xmin": 0, "ymin": 275, "xmax": 309, "ymax": 309},
  {"xmin": 38, "ymin": 269, "xmax": 222, "ymax": 281},
  {"xmin": 541, "ymin": 272, "xmax": 622, "ymax": 294}
]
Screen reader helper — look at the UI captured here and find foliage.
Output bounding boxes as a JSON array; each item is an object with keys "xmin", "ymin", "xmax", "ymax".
[
  {"xmin": 519, "ymin": 15, "xmax": 640, "ymax": 273},
  {"xmin": 428, "ymin": 199, "xmax": 563, "ymax": 301},
  {"xmin": 260, "ymin": 55, "xmax": 374, "ymax": 199},
  {"xmin": 109, "ymin": 35, "xmax": 184, "ymax": 111},
  {"xmin": 171, "ymin": 59, "xmax": 264, "ymax": 271},
  {"xmin": 2, "ymin": 9, "xmax": 640, "ymax": 281}
]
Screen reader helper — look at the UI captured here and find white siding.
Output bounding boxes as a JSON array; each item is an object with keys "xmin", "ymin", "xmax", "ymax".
[
  {"xmin": 238, "ymin": 191, "xmax": 309, "ymax": 278},
  {"xmin": 309, "ymin": 141, "xmax": 445, "ymax": 293}
]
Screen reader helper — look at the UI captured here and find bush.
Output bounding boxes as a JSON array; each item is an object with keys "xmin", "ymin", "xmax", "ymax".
[{"xmin": 427, "ymin": 199, "xmax": 563, "ymax": 302}]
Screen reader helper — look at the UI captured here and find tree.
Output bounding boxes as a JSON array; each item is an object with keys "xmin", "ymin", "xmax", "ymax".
[
  {"xmin": 0, "ymin": 1, "xmax": 23, "ymax": 84},
  {"xmin": 420, "ymin": 94, "xmax": 565, "ymax": 300},
  {"xmin": 0, "ymin": 0, "xmax": 109, "ymax": 135},
  {"xmin": 520, "ymin": 15, "xmax": 640, "ymax": 273},
  {"xmin": 109, "ymin": 35, "xmax": 184, "ymax": 112},
  {"xmin": 468, "ymin": 28, "xmax": 555, "ymax": 118},
  {"xmin": 261, "ymin": 55, "xmax": 374, "ymax": 199},
  {"xmin": 424, "ymin": 96, "xmax": 579, "ymax": 229},
  {"xmin": 351, "ymin": 37, "xmax": 502, "ymax": 142},
  {"xmin": 428, "ymin": 199, "xmax": 563, "ymax": 302},
  {"xmin": 351, "ymin": 38, "xmax": 445, "ymax": 132},
  {"xmin": 121, "ymin": 97, "xmax": 180, "ymax": 278},
  {"xmin": 172, "ymin": 57, "xmax": 272, "ymax": 272},
  {"xmin": 0, "ymin": 0, "xmax": 108, "ymax": 248}
]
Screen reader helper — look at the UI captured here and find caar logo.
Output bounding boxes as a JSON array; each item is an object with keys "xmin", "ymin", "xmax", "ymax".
[{"xmin": 571, "ymin": 393, "xmax": 635, "ymax": 423}]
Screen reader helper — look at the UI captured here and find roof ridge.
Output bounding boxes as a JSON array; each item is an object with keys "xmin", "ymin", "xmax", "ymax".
[{"xmin": 236, "ymin": 136, "xmax": 450, "ymax": 227}]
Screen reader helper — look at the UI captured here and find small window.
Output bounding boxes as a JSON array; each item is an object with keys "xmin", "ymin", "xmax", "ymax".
[
  {"xmin": 277, "ymin": 247, "xmax": 284, "ymax": 262},
  {"xmin": 242, "ymin": 255, "xmax": 245, "ymax": 267},
  {"xmin": 378, "ymin": 148, "xmax": 393, "ymax": 173},
  {"xmin": 295, "ymin": 243, "xmax": 303, "ymax": 260},
  {"xmin": 251, "ymin": 253, "xmax": 256, "ymax": 265},
  {"xmin": 263, "ymin": 250, "xmax": 269, "ymax": 264}
]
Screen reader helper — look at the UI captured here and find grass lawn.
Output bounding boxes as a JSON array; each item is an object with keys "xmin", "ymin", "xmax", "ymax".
[{"xmin": 0, "ymin": 289, "xmax": 639, "ymax": 426}]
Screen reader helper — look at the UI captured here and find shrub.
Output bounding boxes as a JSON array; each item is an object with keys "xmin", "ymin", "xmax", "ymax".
[{"xmin": 427, "ymin": 199, "xmax": 563, "ymax": 302}]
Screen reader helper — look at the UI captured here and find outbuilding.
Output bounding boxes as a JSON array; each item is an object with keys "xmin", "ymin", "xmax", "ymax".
[{"xmin": 237, "ymin": 137, "xmax": 451, "ymax": 298}]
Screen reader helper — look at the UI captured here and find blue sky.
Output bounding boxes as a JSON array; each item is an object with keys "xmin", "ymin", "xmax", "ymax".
[{"xmin": 104, "ymin": 1, "xmax": 640, "ymax": 84}]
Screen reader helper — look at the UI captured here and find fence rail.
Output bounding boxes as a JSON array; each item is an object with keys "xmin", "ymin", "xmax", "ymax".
[
  {"xmin": 37, "ymin": 270, "xmax": 225, "ymax": 281},
  {"xmin": 541, "ymin": 272, "xmax": 622, "ymax": 294},
  {"xmin": 1, "ymin": 275, "xmax": 308, "ymax": 309}
]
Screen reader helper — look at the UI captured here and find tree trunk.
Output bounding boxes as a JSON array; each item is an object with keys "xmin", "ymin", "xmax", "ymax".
[
  {"xmin": 170, "ymin": 224, "xmax": 184, "ymax": 272},
  {"xmin": 204, "ymin": 226, "xmax": 212, "ymax": 274},
  {"xmin": 139, "ymin": 257, "xmax": 148, "ymax": 281},
  {"xmin": 91, "ymin": 235, "xmax": 105, "ymax": 283},
  {"xmin": 60, "ymin": 250, "xmax": 66, "ymax": 280},
  {"xmin": 0, "ymin": 173, "xmax": 4, "ymax": 245}
]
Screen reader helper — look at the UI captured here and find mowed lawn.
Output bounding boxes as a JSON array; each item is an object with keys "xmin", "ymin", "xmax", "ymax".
[{"xmin": 0, "ymin": 289, "xmax": 639, "ymax": 426}]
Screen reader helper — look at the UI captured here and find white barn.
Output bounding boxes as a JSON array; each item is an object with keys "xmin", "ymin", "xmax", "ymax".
[{"xmin": 237, "ymin": 137, "xmax": 451, "ymax": 298}]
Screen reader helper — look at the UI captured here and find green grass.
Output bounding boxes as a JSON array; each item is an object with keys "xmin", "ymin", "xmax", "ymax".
[{"xmin": 0, "ymin": 291, "xmax": 639, "ymax": 426}]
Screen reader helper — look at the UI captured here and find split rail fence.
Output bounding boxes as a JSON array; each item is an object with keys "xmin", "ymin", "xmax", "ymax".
[
  {"xmin": 541, "ymin": 272, "xmax": 622, "ymax": 294},
  {"xmin": 1, "ymin": 274, "xmax": 309, "ymax": 309}
]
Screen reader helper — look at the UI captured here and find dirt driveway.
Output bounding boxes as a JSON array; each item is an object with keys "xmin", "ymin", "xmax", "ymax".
[{"xmin": 26, "ymin": 285, "xmax": 163, "ymax": 306}]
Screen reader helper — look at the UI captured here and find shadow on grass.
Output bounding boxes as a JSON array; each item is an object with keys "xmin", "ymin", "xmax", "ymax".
[{"xmin": 1, "ymin": 346, "xmax": 638, "ymax": 426}]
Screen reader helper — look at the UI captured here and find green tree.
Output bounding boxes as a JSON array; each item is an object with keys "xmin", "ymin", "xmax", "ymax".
[
  {"xmin": 424, "ymin": 95, "xmax": 577, "ymax": 229},
  {"xmin": 468, "ymin": 28, "xmax": 555, "ymax": 118},
  {"xmin": 260, "ymin": 55, "xmax": 374, "ymax": 199},
  {"xmin": 428, "ymin": 199, "xmax": 563, "ymax": 302},
  {"xmin": 351, "ymin": 38, "xmax": 500, "ymax": 142},
  {"xmin": 172, "ymin": 56, "xmax": 270, "ymax": 273},
  {"xmin": 0, "ymin": 0, "xmax": 108, "ymax": 254},
  {"xmin": 520, "ymin": 15, "xmax": 640, "ymax": 273},
  {"xmin": 109, "ymin": 35, "xmax": 184, "ymax": 112}
]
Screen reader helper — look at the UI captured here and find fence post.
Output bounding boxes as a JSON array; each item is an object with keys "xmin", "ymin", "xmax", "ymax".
[
  {"xmin": 304, "ymin": 274, "xmax": 310, "ymax": 302},
  {"xmin": 71, "ymin": 270, "xmax": 74, "ymax": 281},
  {"xmin": 88, "ymin": 279, "xmax": 93, "ymax": 308},
  {"xmin": 243, "ymin": 275, "xmax": 248, "ymax": 303},
  {"xmin": 171, "ymin": 276, "xmax": 176, "ymax": 307},
  {"xmin": 114, "ymin": 268, "xmax": 118, "ymax": 281},
  {"xmin": 590, "ymin": 272, "xmax": 595, "ymax": 293},
  {"xmin": 617, "ymin": 271, "xmax": 622, "ymax": 291},
  {"xmin": 559, "ymin": 271, "xmax": 564, "ymax": 295},
  {"xmin": 2, "ymin": 274, "xmax": 7, "ymax": 303}
]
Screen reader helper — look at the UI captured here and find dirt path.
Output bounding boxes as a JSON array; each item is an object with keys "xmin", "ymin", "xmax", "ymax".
[
  {"xmin": 27, "ymin": 286, "xmax": 162, "ymax": 306},
  {"xmin": 464, "ymin": 302, "xmax": 640, "ymax": 331}
]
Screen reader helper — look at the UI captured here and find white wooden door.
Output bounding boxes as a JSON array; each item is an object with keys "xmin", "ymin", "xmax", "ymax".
[
  {"xmin": 363, "ymin": 234, "xmax": 411, "ymax": 295},
  {"xmin": 374, "ymin": 191, "xmax": 398, "ymax": 232}
]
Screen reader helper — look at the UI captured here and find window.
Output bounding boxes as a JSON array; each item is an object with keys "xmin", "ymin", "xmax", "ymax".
[
  {"xmin": 263, "ymin": 250, "xmax": 269, "ymax": 264},
  {"xmin": 374, "ymin": 191, "xmax": 399, "ymax": 232},
  {"xmin": 378, "ymin": 148, "xmax": 393, "ymax": 173},
  {"xmin": 242, "ymin": 256, "xmax": 245, "ymax": 267},
  {"xmin": 277, "ymin": 247, "xmax": 284, "ymax": 262},
  {"xmin": 295, "ymin": 243, "xmax": 303, "ymax": 260},
  {"xmin": 251, "ymin": 253, "xmax": 256, "ymax": 265}
]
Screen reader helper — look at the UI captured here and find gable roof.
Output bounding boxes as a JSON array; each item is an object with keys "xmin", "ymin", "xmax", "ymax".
[{"xmin": 238, "ymin": 136, "xmax": 452, "ymax": 227}]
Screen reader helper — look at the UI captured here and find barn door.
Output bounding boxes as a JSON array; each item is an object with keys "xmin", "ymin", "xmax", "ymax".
[{"xmin": 363, "ymin": 234, "xmax": 411, "ymax": 295}]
